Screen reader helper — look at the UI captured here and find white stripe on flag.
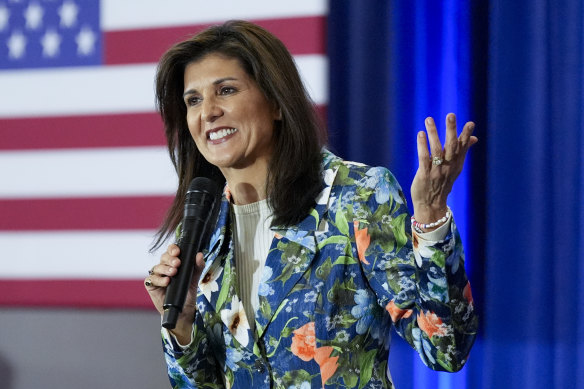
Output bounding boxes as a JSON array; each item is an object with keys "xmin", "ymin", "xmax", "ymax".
[
  {"xmin": 102, "ymin": 0, "xmax": 327, "ymax": 30},
  {"xmin": 0, "ymin": 231, "xmax": 162, "ymax": 279},
  {"xmin": 0, "ymin": 147, "xmax": 176, "ymax": 198},
  {"xmin": 0, "ymin": 55, "xmax": 327, "ymax": 118},
  {"xmin": 0, "ymin": 64, "xmax": 157, "ymax": 117}
]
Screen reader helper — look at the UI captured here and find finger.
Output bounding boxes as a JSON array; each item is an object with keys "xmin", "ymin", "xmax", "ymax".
[
  {"xmin": 458, "ymin": 121, "xmax": 476, "ymax": 148},
  {"xmin": 425, "ymin": 117, "xmax": 443, "ymax": 158},
  {"xmin": 190, "ymin": 253, "xmax": 207, "ymax": 288},
  {"xmin": 144, "ymin": 273, "xmax": 171, "ymax": 289},
  {"xmin": 444, "ymin": 113, "xmax": 458, "ymax": 161},
  {"xmin": 150, "ymin": 263, "xmax": 178, "ymax": 277},
  {"xmin": 416, "ymin": 131, "xmax": 431, "ymax": 171},
  {"xmin": 167, "ymin": 244, "xmax": 180, "ymax": 257},
  {"xmin": 161, "ymin": 248, "xmax": 181, "ymax": 266},
  {"xmin": 195, "ymin": 252, "xmax": 205, "ymax": 268}
]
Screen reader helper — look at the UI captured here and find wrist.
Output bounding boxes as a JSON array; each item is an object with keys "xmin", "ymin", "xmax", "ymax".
[
  {"xmin": 167, "ymin": 307, "xmax": 196, "ymax": 343},
  {"xmin": 412, "ymin": 201, "xmax": 448, "ymax": 222},
  {"xmin": 169, "ymin": 319, "xmax": 194, "ymax": 345},
  {"xmin": 411, "ymin": 206, "xmax": 451, "ymax": 233}
]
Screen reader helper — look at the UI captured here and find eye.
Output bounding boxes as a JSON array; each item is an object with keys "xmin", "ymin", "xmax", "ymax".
[
  {"xmin": 219, "ymin": 86, "xmax": 237, "ymax": 95},
  {"xmin": 185, "ymin": 95, "xmax": 202, "ymax": 107}
]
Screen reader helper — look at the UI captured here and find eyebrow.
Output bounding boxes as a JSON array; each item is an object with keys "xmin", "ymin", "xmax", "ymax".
[{"xmin": 183, "ymin": 77, "xmax": 238, "ymax": 98}]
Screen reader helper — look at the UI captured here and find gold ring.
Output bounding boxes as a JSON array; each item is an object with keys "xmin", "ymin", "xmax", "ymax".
[
  {"xmin": 144, "ymin": 278, "xmax": 152, "ymax": 287},
  {"xmin": 148, "ymin": 269, "xmax": 154, "ymax": 275}
]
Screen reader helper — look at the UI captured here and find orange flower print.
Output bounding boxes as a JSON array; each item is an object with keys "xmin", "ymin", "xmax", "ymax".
[
  {"xmin": 417, "ymin": 310, "xmax": 448, "ymax": 338},
  {"xmin": 353, "ymin": 221, "xmax": 371, "ymax": 265},
  {"xmin": 385, "ymin": 300, "xmax": 413, "ymax": 323},
  {"xmin": 291, "ymin": 322, "xmax": 316, "ymax": 361},
  {"xmin": 463, "ymin": 281, "xmax": 474, "ymax": 305},
  {"xmin": 224, "ymin": 185, "xmax": 232, "ymax": 202},
  {"xmin": 314, "ymin": 346, "xmax": 339, "ymax": 388},
  {"xmin": 291, "ymin": 323, "xmax": 339, "ymax": 386}
]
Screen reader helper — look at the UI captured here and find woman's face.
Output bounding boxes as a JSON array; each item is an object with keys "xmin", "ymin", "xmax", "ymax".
[{"xmin": 183, "ymin": 53, "xmax": 279, "ymax": 174}]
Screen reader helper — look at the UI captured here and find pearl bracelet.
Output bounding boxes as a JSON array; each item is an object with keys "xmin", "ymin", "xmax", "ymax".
[{"xmin": 411, "ymin": 207, "xmax": 451, "ymax": 232}]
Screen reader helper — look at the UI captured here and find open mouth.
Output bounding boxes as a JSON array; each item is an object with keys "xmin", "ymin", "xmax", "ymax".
[{"xmin": 208, "ymin": 128, "xmax": 238, "ymax": 141}]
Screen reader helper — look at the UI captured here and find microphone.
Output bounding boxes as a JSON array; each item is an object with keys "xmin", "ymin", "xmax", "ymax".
[{"xmin": 162, "ymin": 177, "xmax": 220, "ymax": 329}]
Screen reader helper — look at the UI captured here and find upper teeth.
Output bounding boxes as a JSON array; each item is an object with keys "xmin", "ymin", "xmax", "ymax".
[{"xmin": 209, "ymin": 128, "xmax": 237, "ymax": 140}]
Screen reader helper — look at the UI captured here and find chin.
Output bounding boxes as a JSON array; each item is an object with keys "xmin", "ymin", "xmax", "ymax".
[{"xmin": 205, "ymin": 154, "xmax": 240, "ymax": 169}]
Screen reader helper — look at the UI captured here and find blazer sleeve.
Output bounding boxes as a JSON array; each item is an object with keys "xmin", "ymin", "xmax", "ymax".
[
  {"xmin": 350, "ymin": 165, "xmax": 478, "ymax": 372},
  {"xmin": 161, "ymin": 311, "xmax": 224, "ymax": 388}
]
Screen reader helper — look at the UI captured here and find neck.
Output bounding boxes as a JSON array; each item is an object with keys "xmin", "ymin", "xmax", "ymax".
[{"xmin": 220, "ymin": 163, "xmax": 269, "ymax": 205}]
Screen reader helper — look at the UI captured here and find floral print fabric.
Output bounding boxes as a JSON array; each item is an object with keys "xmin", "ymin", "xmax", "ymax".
[{"xmin": 162, "ymin": 150, "xmax": 478, "ymax": 388}]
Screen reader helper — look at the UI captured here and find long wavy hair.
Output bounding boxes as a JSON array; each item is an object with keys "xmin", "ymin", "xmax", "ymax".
[{"xmin": 152, "ymin": 20, "xmax": 326, "ymax": 250}]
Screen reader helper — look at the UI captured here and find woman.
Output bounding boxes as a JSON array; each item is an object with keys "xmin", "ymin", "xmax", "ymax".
[{"xmin": 145, "ymin": 20, "xmax": 478, "ymax": 388}]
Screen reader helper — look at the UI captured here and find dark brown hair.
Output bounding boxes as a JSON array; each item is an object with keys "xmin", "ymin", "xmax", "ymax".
[{"xmin": 152, "ymin": 20, "xmax": 326, "ymax": 249}]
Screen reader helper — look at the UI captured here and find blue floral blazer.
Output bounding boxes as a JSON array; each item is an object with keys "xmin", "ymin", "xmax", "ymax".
[{"xmin": 162, "ymin": 150, "xmax": 478, "ymax": 388}]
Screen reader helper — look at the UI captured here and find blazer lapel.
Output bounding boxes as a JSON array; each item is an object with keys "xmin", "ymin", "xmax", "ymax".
[
  {"xmin": 198, "ymin": 193, "xmax": 256, "ymax": 351},
  {"xmin": 198, "ymin": 192, "xmax": 230, "ymax": 297},
  {"xmin": 255, "ymin": 166, "xmax": 341, "ymax": 338}
]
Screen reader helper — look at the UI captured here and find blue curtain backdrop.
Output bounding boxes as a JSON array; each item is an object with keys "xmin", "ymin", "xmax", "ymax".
[
  {"xmin": 485, "ymin": 0, "xmax": 584, "ymax": 388},
  {"xmin": 328, "ymin": 2, "xmax": 484, "ymax": 388},
  {"xmin": 328, "ymin": 0, "xmax": 583, "ymax": 388}
]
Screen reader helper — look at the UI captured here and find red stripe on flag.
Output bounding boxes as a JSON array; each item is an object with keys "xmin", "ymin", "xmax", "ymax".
[
  {"xmin": 104, "ymin": 16, "xmax": 326, "ymax": 65},
  {"xmin": 0, "ymin": 112, "xmax": 166, "ymax": 150},
  {"xmin": 0, "ymin": 279, "xmax": 154, "ymax": 309},
  {"xmin": 0, "ymin": 196, "xmax": 173, "ymax": 231},
  {"xmin": 0, "ymin": 106, "xmax": 326, "ymax": 150}
]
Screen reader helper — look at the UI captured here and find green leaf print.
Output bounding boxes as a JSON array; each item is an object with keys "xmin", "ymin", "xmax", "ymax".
[
  {"xmin": 215, "ymin": 263, "xmax": 231, "ymax": 310},
  {"xmin": 436, "ymin": 349, "xmax": 454, "ymax": 372},
  {"xmin": 342, "ymin": 371, "xmax": 358, "ymax": 388},
  {"xmin": 317, "ymin": 235, "xmax": 351, "ymax": 250},
  {"xmin": 331, "ymin": 255, "xmax": 358, "ymax": 266},
  {"xmin": 281, "ymin": 369, "xmax": 315, "ymax": 387},
  {"xmin": 316, "ymin": 257, "xmax": 333, "ymax": 280},
  {"xmin": 335, "ymin": 205, "xmax": 350, "ymax": 237},
  {"xmin": 225, "ymin": 370, "xmax": 234, "ymax": 388},
  {"xmin": 338, "ymin": 312, "xmax": 358, "ymax": 328},
  {"xmin": 259, "ymin": 297, "xmax": 272, "ymax": 319},
  {"xmin": 327, "ymin": 278, "xmax": 357, "ymax": 307},
  {"xmin": 431, "ymin": 250, "xmax": 446, "ymax": 268},
  {"xmin": 354, "ymin": 187, "xmax": 375, "ymax": 204},
  {"xmin": 358, "ymin": 349, "xmax": 377, "ymax": 389},
  {"xmin": 390, "ymin": 213, "xmax": 408, "ymax": 250},
  {"xmin": 266, "ymin": 316, "xmax": 297, "ymax": 358},
  {"xmin": 310, "ymin": 207, "xmax": 320, "ymax": 228}
]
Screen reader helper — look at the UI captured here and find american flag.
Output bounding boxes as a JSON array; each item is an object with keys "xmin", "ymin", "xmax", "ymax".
[{"xmin": 0, "ymin": 0, "xmax": 327, "ymax": 309}]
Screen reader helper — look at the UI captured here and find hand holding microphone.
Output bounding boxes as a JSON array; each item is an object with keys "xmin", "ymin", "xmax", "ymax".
[
  {"xmin": 145, "ymin": 177, "xmax": 220, "ymax": 338},
  {"xmin": 145, "ymin": 245, "xmax": 204, "ymax": 342}
]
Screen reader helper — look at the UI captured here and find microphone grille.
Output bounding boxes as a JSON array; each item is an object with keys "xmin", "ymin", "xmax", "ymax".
[{"xmin": 187, "ymin": 177, "xmax": 219, "ymax": 196}]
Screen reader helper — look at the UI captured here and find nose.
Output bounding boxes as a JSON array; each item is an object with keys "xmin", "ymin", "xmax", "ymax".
[{"xmin": 201, "ymin": 95, "xmax": 223, "ymax": 123}]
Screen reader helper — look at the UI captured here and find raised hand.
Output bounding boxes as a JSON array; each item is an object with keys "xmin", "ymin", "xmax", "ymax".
[{"xmin": 410, "ymin": 113, "xmax": 478, "ymax": 229}]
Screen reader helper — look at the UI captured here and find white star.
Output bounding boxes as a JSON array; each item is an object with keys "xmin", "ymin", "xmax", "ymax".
[
  {"xmin": 24, "ymin": 2, "xmax": 43, "ymax": 30},
  {"xmin": 0, "ymin": 5, "xmax": 10, "ymax": 31},
  {"xmin": 7, "ymin": 30, "xmax": 26, "ymax": 59},
  {"xmin": 59, "ymin": 0, "xmax": 78, "ymax": 28},
  {"xmin": 41, "ymin": 29, "xmax": 61, "ymax": 57},
  {"xmin": 76, "ymin": 26, "xmax": 96, "ymax": 56}
]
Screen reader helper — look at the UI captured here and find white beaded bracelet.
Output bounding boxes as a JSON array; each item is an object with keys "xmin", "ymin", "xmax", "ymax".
[{"xmin": 411, "ymin": 207, "xmax": 451, "ymax": 232}]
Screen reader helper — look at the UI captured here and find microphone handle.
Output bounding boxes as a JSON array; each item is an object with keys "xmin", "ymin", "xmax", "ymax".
[{"xmin": 161, "ymin": 219, "xmax": 206, "ymax": 329}]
